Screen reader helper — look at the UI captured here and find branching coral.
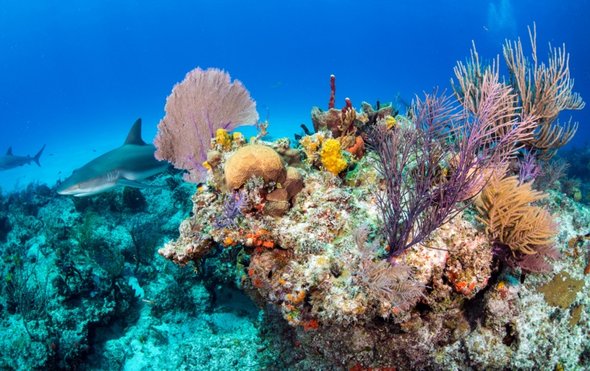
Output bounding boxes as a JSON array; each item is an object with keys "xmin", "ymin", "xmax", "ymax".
[
  {"xmin": 367, "ymin": 69, "xmax": 533, "ymax": 257},
  {"xmin": 476, "ymin": 176, "xmax": 554, "ymax": 254},
  {"xmin": 503, "ymin": 24, "xmax": 584, "ymax": 154},
  {"xmin": 453, "ymin": 24, "xmax": 585, "ymax": 160},
  {"xmin": 352, "ymin": 226, "xmax": 423, "ymax": 315}
]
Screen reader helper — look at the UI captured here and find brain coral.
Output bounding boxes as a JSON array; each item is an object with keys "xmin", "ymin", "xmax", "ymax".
[{"xmin": 224, "ymin": 144, "xmax": 287, "ymax": 189}]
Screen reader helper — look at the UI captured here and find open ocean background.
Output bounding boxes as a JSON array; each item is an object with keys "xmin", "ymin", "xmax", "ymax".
[{"xmin": 0, "ymin": 0, "xmax": 588, "ymax": 192}]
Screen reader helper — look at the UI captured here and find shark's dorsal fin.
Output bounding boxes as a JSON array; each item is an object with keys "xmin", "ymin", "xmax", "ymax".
[
  {"xmin": 124, "ymin": 118, "xmax": 146, "ymax": 145},
  {"xmin": 6, "ymin": 147, "xmax": 13, "ymax": 156}
]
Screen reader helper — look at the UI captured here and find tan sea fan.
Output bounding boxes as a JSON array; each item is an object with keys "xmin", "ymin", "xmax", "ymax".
[{"xmin": 476, "ymin": 176, "xmax": 556, "ymax": 255}]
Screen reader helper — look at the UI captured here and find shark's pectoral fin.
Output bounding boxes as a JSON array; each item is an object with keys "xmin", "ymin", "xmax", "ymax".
[{"xmin": 117, "ymin": 179, "xmax": 161, "ymax": 189}]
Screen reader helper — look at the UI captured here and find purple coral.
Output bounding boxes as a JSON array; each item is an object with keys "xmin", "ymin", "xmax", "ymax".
[
  {"xmin": 493, "ymin": 242, "xmax": 560, "ymax": 273},
  {"xmin": 214, "ymin": 191, "xmax": 247, "ymax": 229},
  {"xmin": 352, "ymin": 226, "xmax": 424, "ymax": 312},
  {"xmin": 368, "ymin": 71, "xmax": 534, "ymax": 258},
  {"xmin": 518, "ymin": 151, "xmax": 541, "ymax": 184}
]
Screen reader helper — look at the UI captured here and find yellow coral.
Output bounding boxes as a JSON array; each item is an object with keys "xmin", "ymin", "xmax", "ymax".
[
  {"xmin": 385, "ymin": 115, "xmax": 397, "ymax": 130},
  {"xmin": 320, "ymin": 138, "xmax": 347, "ymax": 175},
  {"xmin": 232, "ymin": 131, "xmax": 245, "ymax": 145},
  {"xmin": 299, "ymin": 133, "xmax": 325, "ymax": 164},
  {"xmin": 215, "ymin": 128, "xmax": 232, "ymax": 150}
]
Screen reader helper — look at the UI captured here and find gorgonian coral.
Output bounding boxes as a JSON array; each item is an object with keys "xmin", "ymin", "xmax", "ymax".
[
  {"xmin": 453, "ymin": 24, "xmax": 585, "ymax": 160},
  {"xmin": 367, "ymin": 68, "xmax": 534, "ymax": 257},
  {"xmin": 476, "ymin": 175, "xmax": 559, "ymax": 272},
  {"xmin": 351, "ymin": 226, "xmax": 423, "ymax": 315},
  {"xmin": 154, "ymin": 67, "xmax": 258, "ymax": 183}
]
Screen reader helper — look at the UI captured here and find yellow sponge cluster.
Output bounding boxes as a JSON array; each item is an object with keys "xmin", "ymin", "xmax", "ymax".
[
  {"xmin": 215, "ymin": 128, "xmax": 232, "ymax": 150},
  {"xmin": 320, "ymin": 138, "xmax": 347, "ymax": 175},
  {"xmin": 299, "ymin": 132, "xmax": 324, "ymax": 164}
]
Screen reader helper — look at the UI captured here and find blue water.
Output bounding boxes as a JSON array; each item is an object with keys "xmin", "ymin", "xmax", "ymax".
[{"xmin": 0, "ymin": 0, "xmax": 588, "ymax": 191}]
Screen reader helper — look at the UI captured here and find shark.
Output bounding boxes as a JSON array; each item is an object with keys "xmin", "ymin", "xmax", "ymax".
[
  {"xmin": 0, "ymin": 145, "xmax": 45, "ymax": 170},
  {"xmin": 56, "ymin": 118, "xmax": 169, "ymax": 197}
]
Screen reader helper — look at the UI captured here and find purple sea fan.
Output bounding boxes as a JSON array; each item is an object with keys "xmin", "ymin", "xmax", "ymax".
[
  {"xmin": 516, "ymin": 245, "xmax": 561, "ymax": 273},
  {"xmin": 493, "ymin": 243, "xmax": 560, "ymax": 273},
  {"xmin": 154, "ymin": 67, "xmax": 259, "ymax": 183}
]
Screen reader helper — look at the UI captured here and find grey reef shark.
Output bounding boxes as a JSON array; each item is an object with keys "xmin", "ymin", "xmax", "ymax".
[
  {"xmin": 0, "ymin": 145, "xmax": 45, "ymax": 170},
  {"xmin": 56, "ymin": 118, "xmax": 169, "ymax": 197}
]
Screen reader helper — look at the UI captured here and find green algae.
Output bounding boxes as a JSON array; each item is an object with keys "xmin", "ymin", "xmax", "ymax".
[
  {"xmin": 538, "ymin": 272, "xmax": 585, "ymax": 309},
  {"xmin": 569, "ymin": 305, "xmax": 584, "ymax": 328}
]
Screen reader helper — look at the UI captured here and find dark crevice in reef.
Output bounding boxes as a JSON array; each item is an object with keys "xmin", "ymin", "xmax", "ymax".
[
  {"xmin": 463, "ymin": 264, "xmax": 504, "ymax": 331},
  {"xmin": 502, "ymin": 322, "xmax": 518, "ymax": 347},
  {"xmin": 212, "ymin": 285, "xmax": 260, "ymax": 320},
  {"xmin": 463, "ymin": 283, "xmax": 490, "ymax": 330}
]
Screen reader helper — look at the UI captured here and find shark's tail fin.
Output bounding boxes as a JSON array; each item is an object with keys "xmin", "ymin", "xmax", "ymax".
[{"xmin": 33, "ymin": 145, "xmax": 45, "ymax": 167}]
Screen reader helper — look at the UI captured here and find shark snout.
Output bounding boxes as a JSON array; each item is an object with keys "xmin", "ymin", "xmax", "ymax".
[
  {"xmin": 55, "ymin": 180, "xmax": 81, "ymax": 196},
  {"xmin": 56, "ymin": 177, "xmax": 116, "ymax": 197},
  {"xmin": 56, "ymin": 118, "xmax": 167, "ymax": 197},
  {"xmin": 56, "ymin": 184, "xmax": 77, "ymax": 196}
]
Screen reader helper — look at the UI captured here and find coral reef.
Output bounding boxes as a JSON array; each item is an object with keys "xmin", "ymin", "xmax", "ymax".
[
  {"xmin": 158, "ymin": 123, "xmax": 589, "ymax": 368},
  {"xmin": 0, "ymin": 176, "xmax": 286, "ymax": 369},
  {"xmin": 156, "ymin": 28, "xmax": 589, "ymax": 370}
]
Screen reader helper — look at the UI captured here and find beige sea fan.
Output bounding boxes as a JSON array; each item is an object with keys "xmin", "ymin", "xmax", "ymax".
[{"xmin": 476, "ymin": 176, "xmax": 556, "ymax": 255}]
